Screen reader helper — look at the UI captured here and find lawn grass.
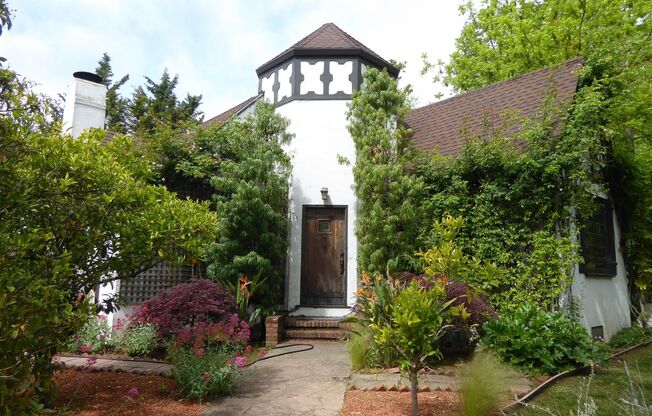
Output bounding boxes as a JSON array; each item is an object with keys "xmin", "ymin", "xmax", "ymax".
[{"xmin": 509, "ymin": 344, "xmax": 652, "ymax": 415}]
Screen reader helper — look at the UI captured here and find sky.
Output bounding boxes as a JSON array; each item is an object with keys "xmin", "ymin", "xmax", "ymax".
[{"xmin": 1, "ymin": 1, "xmax": 474, "ymax": 119}]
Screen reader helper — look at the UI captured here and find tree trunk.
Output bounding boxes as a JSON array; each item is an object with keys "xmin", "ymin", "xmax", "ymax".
[{"xmin": 410, "ymin": 370, "xmax": 419, "ymax": 416}]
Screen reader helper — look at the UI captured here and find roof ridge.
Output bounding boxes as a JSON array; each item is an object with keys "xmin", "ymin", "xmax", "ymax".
[{"xmin": 412, "ymin": 57, "xmax": 583, "ymax": 113}]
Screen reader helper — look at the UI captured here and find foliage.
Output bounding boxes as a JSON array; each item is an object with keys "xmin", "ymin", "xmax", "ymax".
[
  {"xmin": 346, "ymin": 67, "xmax": 425, "ymax": 274},
  {"xmin": 346, "ymin": 323, "xmax": 376, "ymax": 371},
  {"xmin": 122, "ymin": 323, "xmax": 158, "ymax": 357},
  {"xmin": 206, "ymin": 102, "xmax": 293, "ymax": 306},
  {"xmin": 171, "ymin": 348, "xmax": 239, "ymax": 403},
  {"xmin": 0, "ymin": 66, "xmax": 216, "ymax": 413},
  {"xmin": 95, "ymin": 52, "xmax": 130, "ymax": 133},
  {"xmin": 175, "ymin": 314, "xmax": 251, "ymax": 353},
  {"xmin": 371, "ymin": 280, "xmax": 458, "ymax": 416},
  {"xmin": 415, "ymin": 115, "xmax": 595, "ymax": 310},
  {"xmin": 66, "ymin": 315, "xmax": 116, "ymax": 354},
  {"xmin": 135, "ymin": 279, "xmax": 237, "ymax": 338},
  {"xmin": 424, "ymin": 0, "xmax": 652, "ymax": 302},
  {"xmin": 458, "ymin": 351, "xmax": 517, "ymax": 416},
  {"xmin": 481, "ymin": 303, "xmax": 605, "ymax": 375},
  {"xmin": 609, "ymin": 324, "xmax": 652, "ymax": 349},
  {"xmin": 129, "ymin": 69, "xmax": 203, "ymax": 135},
  {"xmin": 446, "ymin": 281, "xmax": 497, "ymax": 328}
]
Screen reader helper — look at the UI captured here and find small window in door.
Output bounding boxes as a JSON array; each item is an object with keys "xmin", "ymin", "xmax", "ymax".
[{"xmin": 318, "ymin": 220, "xmax": 331, "ymax": 233}]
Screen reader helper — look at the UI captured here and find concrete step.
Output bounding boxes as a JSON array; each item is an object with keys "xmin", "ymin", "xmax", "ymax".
[
  {"xmin": 284, "ymin": 327, "xmax": 344, "ymax": 340},
  {"xmin": 285, "ymin": 317, "xmax": 341, "ymax": 329}
]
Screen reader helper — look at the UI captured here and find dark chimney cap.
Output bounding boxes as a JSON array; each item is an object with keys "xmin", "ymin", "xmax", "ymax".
[{"xmin": 73, "ymin": 71, "xmax": 103, "ymax": 84}]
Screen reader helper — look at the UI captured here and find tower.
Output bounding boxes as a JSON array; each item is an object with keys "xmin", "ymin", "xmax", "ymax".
[{"xmin": 255, "ymin": 23, "xmax": 399, "ymax": 316}]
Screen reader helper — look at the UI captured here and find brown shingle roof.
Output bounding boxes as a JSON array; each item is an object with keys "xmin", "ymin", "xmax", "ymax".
[
  {"xmin": 406, "ymin": 58, "xmax": 583, "ymax": 156},
  {"xmin": 256, "ymin": 23, "xmax": 399, "ymax": 76},
  {"xmin": 203, "ymin": 95, "xmax": 261, "ymax": 126}
]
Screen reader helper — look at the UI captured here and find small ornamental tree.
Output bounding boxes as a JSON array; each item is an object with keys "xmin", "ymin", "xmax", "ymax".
[
  {"xmin": 346, "ymin": 68, "xmax": 424, "ymax": 274},
  {"xmin": 371, "ymin": 280, "xmax": 457, "ymax": 416},
  {"xmin": 135, "ymin": 279, "xmax": 238, "ymax": 337}
]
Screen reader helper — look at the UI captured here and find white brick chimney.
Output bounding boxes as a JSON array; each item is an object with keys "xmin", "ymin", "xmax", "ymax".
[{"xmin": 62, "ymin": 71, "xmax": 106, "ymax": 138}]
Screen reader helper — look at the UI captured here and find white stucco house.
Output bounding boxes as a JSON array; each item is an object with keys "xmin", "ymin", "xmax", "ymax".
[{"xmin": 64, "ymin": 23, "xmax": 631, "ymax": 341}]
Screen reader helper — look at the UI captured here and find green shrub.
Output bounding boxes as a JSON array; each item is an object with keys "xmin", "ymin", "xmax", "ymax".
[
  {"xmin": 481, "ymin": 303, "xmax": 605, "ymax": 375},
  {"xmin": 458, "ymin": 352, "xmax": 516, "ymax": 416},
  {"xmin": 122, "ymin": 323, "xmax": 158, "ymax": 357},
  {"xmin": 609, "ymin": 325, "xmax": 652, "ymax": 349},
  {"xmin": 171, "ymin": 348, "xmax": 239, "ymax": 402},
  {"xmin": 67, "ymin": 315, "xmax": 117, "ymax": 353}
]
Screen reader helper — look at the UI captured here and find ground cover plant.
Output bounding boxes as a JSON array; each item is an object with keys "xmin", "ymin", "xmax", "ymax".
[
  {"xmin": 507, "ymin": 344, "xmax": 652, "ymax": 415},
  {"xmin": 609, "ymin": 324, "xmax": 652, "ymax": 350}
]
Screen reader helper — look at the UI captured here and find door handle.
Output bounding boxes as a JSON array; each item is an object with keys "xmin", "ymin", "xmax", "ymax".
[{"xmin": 339, "ymin": 250, "xmax": 345, "ymax": 275}]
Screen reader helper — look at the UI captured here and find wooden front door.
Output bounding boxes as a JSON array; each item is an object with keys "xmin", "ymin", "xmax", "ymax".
[{"xmin": 301, "ymin": 206, "xmax": 347, "ymax": 306}]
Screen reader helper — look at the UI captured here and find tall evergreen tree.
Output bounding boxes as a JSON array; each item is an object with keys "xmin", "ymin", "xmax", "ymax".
[
  {"xmin": 95, "ymin": 53, "xmax": 130, "ymax": 133},
  {"xmin": 129, "ymin": 69, "xmax": 203, "ymax": 135},
  {"xmin": 347, "ymin": 68, "xmax": 424, "ymax": 275}
]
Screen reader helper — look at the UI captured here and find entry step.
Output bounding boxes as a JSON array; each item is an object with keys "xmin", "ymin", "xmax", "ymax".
[{"xmin": 285, "ymin": 317, "xmax": 341, "ymax": 329}]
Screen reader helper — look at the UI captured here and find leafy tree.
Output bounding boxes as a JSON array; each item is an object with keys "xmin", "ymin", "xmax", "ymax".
[
  {"xmin": 346, "ymin": 68, "xmax": 425, "ymax": 274},
  {"xmin": 206, "ymin": 102, "xmax": 293, "ymax": 306},
  {"xmin": 95, "ymin": 52, "xmax": 130, "ymax": 133},
  {"xmin": 424, "ymin": 0, "xmax": 652, "ymax": 295},
  {"xmin": 129, "ymin": 69, "xmax": 203, "ymax": 135},
  {"xmin": 372, "ymin": 280, "xmax": 455, "ymax": 416},
  {"xmin": 0, "ymin": 68, "xmax": 217, "ymax": 413}
]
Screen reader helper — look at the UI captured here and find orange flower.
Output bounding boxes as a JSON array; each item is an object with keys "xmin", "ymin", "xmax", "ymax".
[
  {"xmin": 362, "ymin": 273, "xmax": 371, "ymax": 284},
  {"xmin": 240, "ymin": 276, "xmax": 249, "ymax": 284}
]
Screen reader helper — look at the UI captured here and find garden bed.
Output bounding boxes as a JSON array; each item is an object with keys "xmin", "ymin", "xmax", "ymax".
[
  {"xmin": 340, "ymin": 390, "xmax": 460, "ymax": 416},
  {"xmin": 51, "ymin": 369, "xmax": 205, "ymax": 415}
]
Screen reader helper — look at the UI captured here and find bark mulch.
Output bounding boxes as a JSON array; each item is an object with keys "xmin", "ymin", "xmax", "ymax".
[
  {"xmin": 51, "ymin": 369, "xmax": 205, "ymax": 416},
  {"xmin": 340, "ymin": 390, "xmax": 460, "ymax": 416}
]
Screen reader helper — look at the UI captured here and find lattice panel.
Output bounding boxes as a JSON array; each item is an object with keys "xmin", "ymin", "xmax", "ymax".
[{"xmin": 119, "ymin": 262, "xmax": 205, "ymax": 304}]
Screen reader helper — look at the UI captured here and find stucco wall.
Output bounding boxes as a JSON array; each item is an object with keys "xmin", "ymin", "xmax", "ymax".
[
  {"xmin": 571, "ymin": 209, "xmax": 631, "ymax": 341},
  {"xmin": 277, "ymin": 99, "xmax": 358, "ymax": 317}
]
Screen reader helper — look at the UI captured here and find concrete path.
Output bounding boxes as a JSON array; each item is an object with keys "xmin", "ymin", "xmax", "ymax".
[
  {"xmin": 202, "ymin": 341, "xmax": 350, "ymax": 416},
  {"xmin": 56, "ymin": 355, "xmax": 171, "ymax": 377}
]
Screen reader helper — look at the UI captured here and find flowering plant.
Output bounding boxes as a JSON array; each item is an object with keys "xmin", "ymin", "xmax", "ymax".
[
  {"xmin": 175, "ymin": 313, "xmax": 250, "ymax": 353},
  {"xmin": 225, "ymin": 273, "xmax": 267, "ymax": 324}
]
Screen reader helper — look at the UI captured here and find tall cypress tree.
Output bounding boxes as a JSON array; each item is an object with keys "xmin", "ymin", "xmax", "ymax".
[{"xmin": 347, "ymin": 68, "xmax": 424, "ymax": 275}]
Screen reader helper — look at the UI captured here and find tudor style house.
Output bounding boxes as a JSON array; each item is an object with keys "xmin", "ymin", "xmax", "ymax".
[
  {"xmin": 205, "ymin": 23, "xmax": 631, "ymax": 340},
  {"xmin": 63, "ymin": 23, "xmax": 630, "ymax": 341}
]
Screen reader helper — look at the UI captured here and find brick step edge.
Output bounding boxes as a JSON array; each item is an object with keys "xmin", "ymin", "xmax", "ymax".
[
  {"xmin": 284, "ymin": 328, "xmax": 346, "ymax": 339},
  {"xmin": 285, "ymin": 318, "xmax": 342, "ymax": 328}
]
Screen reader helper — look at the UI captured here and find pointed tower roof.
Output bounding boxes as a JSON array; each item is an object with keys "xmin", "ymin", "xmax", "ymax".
[{"xmin": 256, "ymin": 23, "xmax": 399, "ymax": 76}]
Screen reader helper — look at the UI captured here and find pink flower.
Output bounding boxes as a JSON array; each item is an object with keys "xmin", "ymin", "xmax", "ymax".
[
  {"xmin": 202, "ymin": 372, "xmax": 210, "ymax": 381},
  {"xmin": 79, "ymin": 345, "xmax": 92, "ymax": 353},
  {"xmin": 244, "ymin": 345, "xmax": 253, "ymax": 355},
  {"xmin": 258, "ymin": 349, "xmax": 267, "ymax": 359},
  {"xmin": 195, "ymin": 348, "xmax": 205, "ymax": 358},
  {"xmin": 235, "ymin": 355, "xmax": 246, "ymax": 369},
  {"xmin": 126, "ymin": 387, "xmax": 139, "ymax": 398},
  {"xmin": 86, "ymin": 357, "xmax": 97, "ymax": 366}
]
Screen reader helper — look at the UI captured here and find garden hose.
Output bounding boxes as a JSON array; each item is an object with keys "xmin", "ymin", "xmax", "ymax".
[
  {"xmin": 500, "ymin": 339, "xmax": 652, "ymax": 413},
  {"xmin": 244, "ymin": 343, "xmax": 314, "ymax": 368}
]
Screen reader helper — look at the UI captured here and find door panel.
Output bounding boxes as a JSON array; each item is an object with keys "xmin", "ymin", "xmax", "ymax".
[{"xmin": 301, "ymin": 207, "xmax": 347, "ymax": 306}]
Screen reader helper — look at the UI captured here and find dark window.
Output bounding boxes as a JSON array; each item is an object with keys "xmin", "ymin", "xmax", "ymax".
[
  {"xmin": 579, "ymin": 198, "xmax": 617, "ymax": 277},
  {"xmin": 318, "ymin": 220, "xmax": 331, "ymax": 233}
]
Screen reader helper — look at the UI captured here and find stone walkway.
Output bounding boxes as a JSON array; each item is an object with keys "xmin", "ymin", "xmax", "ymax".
[
  {"xmin": 57, "ymin": 355, "xmax": 171, "ymax": 377},
  {"xmin": 202, "ymin": 341, "xmax": 350, "ymax": 416}
]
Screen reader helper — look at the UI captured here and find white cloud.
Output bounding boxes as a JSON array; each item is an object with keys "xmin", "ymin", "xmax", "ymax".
[{"xmin": 2, "ymin": 0, "xmax": 476, "ymax": 117}]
